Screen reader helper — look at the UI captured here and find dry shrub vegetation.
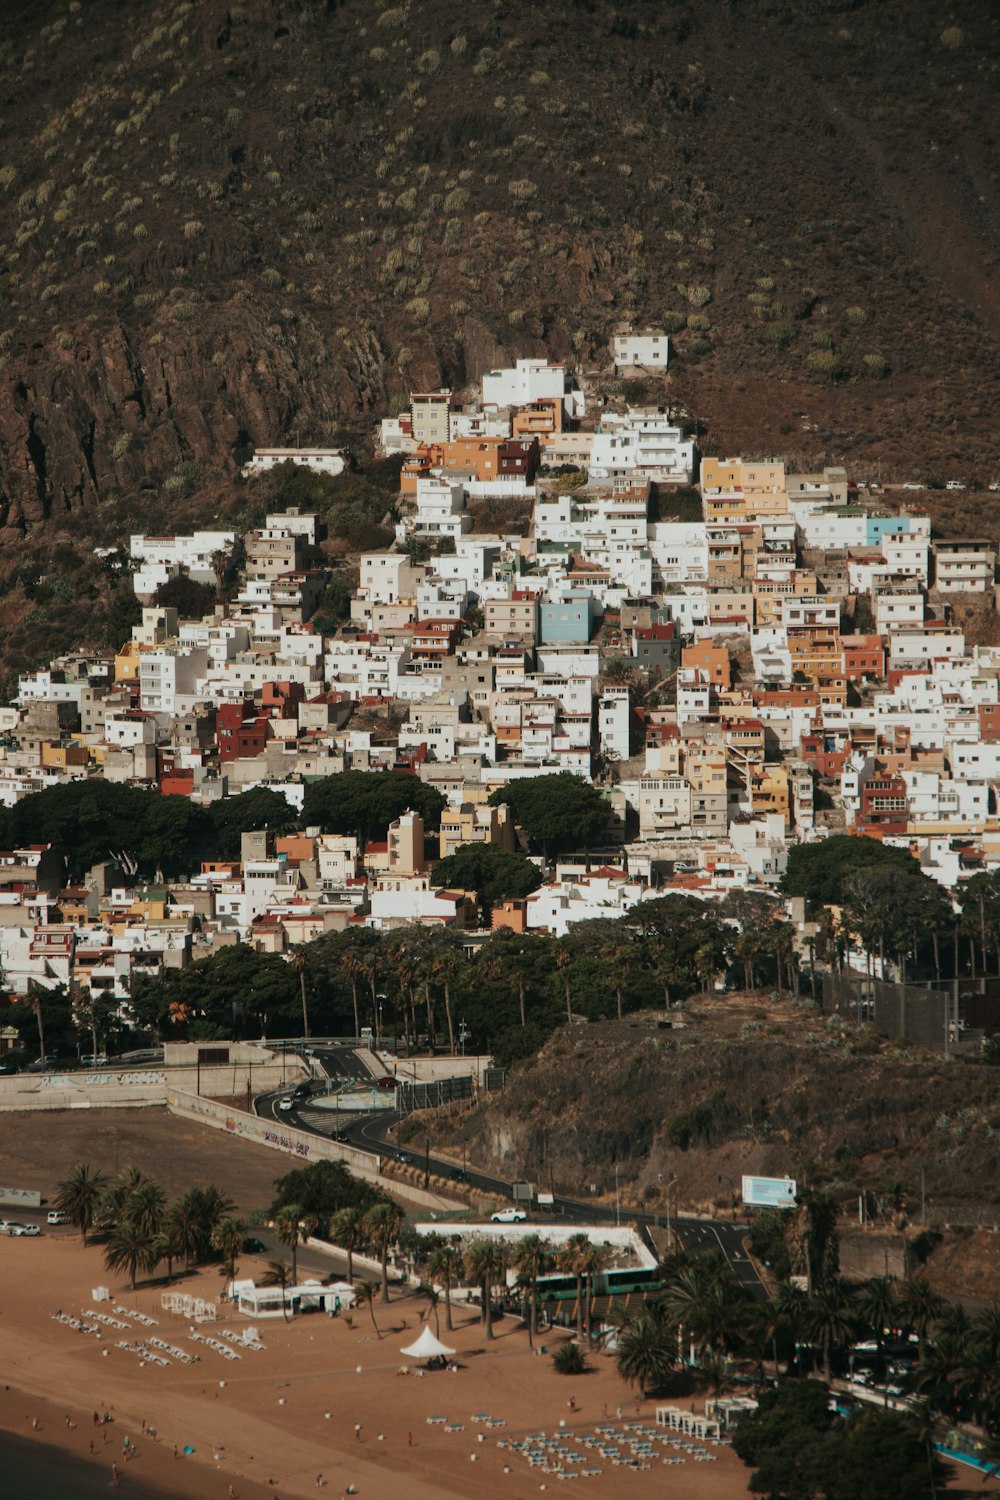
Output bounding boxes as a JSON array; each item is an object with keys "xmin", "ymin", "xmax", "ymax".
[{"xmin": 0, "ymin": 1, "xmax": 997, "ymax": 625}]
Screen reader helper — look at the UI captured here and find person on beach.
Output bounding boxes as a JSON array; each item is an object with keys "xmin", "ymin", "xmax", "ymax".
[
  {"xmin": 354, "ymin": 1422, "xmax": 361, "ymax": 1440},
  {"xmin": 111, "ymin": 1461, "xmax": 119, "ymax": 1487}
]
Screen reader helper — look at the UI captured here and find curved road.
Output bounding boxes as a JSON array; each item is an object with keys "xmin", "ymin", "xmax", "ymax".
[{"xmin": 255, "ymin": 1044, "xmax": 763, "ymax": 1295}]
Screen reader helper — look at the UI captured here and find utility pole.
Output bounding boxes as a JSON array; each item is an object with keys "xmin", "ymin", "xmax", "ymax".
[{"xmin": 614, "ymin": 1165, "xmax": 620, "ymax": 1228}]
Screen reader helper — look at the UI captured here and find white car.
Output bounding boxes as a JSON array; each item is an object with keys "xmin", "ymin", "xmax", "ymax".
[
  {"xmin": 7, "ymin": 1222, "xmax": 40, "ymax": 1236},
  {"xmin": 47, "ymin": 1210, "xmax": 70, "ymax": 1226},
  {"xmin": 277, "ymin": 1097, "xmax": 296, "ymax": 1113},
  {"xmin": 490, "ymin": 1208, "xmax": 527, "ymax": 1224},
  {"xmin": 946, "ymin": 480, "xmax": 966, "ymax": 491}
]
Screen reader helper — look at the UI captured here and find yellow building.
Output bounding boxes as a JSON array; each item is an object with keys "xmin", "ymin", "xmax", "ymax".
[{"xmin": 701, "ymin": 458, "xmax": 788, "ymax": 522}]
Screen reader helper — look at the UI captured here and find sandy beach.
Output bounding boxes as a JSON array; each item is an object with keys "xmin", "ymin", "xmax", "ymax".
[
  {"xmin": 4, "ymin": 1232, "xmax": 999, "ymax": 1500},
  {"xmin": 0, "ymin": 1232, "xmax": 761, "ymax": 1500}
]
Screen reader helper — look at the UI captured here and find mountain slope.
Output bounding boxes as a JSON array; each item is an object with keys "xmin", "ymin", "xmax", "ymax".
[{"xmin": 0, "ymin": 0, "xmax": 998, "ymax": 541}]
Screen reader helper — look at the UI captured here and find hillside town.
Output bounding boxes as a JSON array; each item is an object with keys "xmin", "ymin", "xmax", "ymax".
[{"xmin": 0, "ymin": 335, "xmax": 997, "ymax": 1008}]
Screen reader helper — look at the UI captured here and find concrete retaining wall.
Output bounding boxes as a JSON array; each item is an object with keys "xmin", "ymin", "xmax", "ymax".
[
  {"xmin": 166, "ymin": 1091, "xmax": 466, "ymax": 1213},
  {"xmin": 0, "ymin": 1072, "xmax": 168, "ymax": 1112}
]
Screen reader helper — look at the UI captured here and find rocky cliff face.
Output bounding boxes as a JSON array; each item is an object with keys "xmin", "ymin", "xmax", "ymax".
[{"xmin": 1, "ymin": 0, "xmax": 999, "ymax": 543}]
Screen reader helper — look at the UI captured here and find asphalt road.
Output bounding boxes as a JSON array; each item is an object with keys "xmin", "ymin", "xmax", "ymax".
[{"xmin": 253, "ymin": 1045, "xmax": 766, "ymax": 1294}]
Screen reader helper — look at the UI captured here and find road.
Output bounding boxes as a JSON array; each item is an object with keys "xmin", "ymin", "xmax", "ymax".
[{"xmin": 253, "ymin": 1044, "xmax": 766, "ymax": 1294}]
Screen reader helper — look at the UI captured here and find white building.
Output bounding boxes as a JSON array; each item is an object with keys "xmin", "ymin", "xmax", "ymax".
[
  {"xmin": 611, "ymin": 329, "xmax": 669, "ymax": 372},
  {"xmin": 244, "ymin": 448, "xmax": 345, "ymax": 478},
  {"xmin": 481, "ymin": 358, "xmax": 583, "ymax": 421}
]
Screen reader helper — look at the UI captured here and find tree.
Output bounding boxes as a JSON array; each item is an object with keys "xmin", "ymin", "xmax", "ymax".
[
  {"xmin": 301, "ymin": 770, "xmax": 445, "ymax": 842},
  {"xmin": 614, "ymin": 1305, "xmax": 676, "ymax": 1395},
  {"xmin": 209, "ymin": 789, "xmax": 298, "ymax": 859},
  {"xmin": 552, "ymin": 1341, "xmax": 588, "ymax": 1374},
  {"xmin": 270, "ymin": 1159, "xmax": 381, "ymax": 1236},
  {"xmin": 732, "ymin": 1379, "xmax": 836, "ymax": 1499},
  {"xmin": 104, "ymin": 1219, "xmax": 162, "ymax": 1291},
  {"xmin": 331, "ymin": 1207, "xmax": 365, "ymax": 1283},
  {"xmin": 430, "ymin": 844, "xmax": 542, "ymax": 919},
  {"xmin": 781, "ymin": 835, "xmax": 919, "ymax": 909},
  {"xmin": 212, "ymin": 1216, "xmax": 246, "ymax": 1284},
  {"xmin": 855, "ymin": 1275, "xmax": 897, "ymax": 1357},
  {"xmin": 153, "ymin": 572, "xmax": 217, "ymax": 618},
  {"xmin": 802, "ymin": 1283, "xmax": 857, "ymax": 1381},
  {"xmin": 55, "ymin": 1162, "xmax": 109, "ymax": 1245},
  {"xmin": 514, "ymin": 1233, "xmax": 553, "ymax": 1349},
  {"xmin": 465, "ymin": 1238, "xmax": 508, "ymax": 1340},
  {"xmin": 275, "ymin": 1206, "xmax": 306, "ymax": 1287},
  {"xmin": 364, "ymin": 1201, "xmax": 404, "ymax": 1304},
  {"xmin": 354, "ymin": 1280, "xmax": 380, "ymax": 1338},
  {"xmin": 428, "ymin": 1242, "xmax": 465, "ymax": 1333},
  {"xmin": 734, "ymin": 1382, "xmax": 941, "ymax": 1500},
  {"xmin": 559, "ymin": 1232, "xmax": 595, "ymax": 1345},
  {"xmin": 896, "ymin": 1278, "xmax": 946, "ymax": 1365},
  {"xmin": 263, "ymin": 1259, "xmax": 292, "ymax": 1322},
  {"xmin": 291, "ymin": 949, "xmax": 311, "ymax": 1041},
  {"xmin": 488, "ymin": 773, "xmax": 611, "ymax": 858}
]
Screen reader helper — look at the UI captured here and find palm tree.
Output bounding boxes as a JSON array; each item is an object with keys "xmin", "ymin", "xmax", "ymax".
[
  {"xmin": 331, "ymin": 1207, "xmax": 364, "ymax": 1284},
  {"xmin": 897, "ymin": 1277, "xmax": 946, "ymax": 1365},
  {"xmin": 28, "ymin": 982, "xmax": 46, "ymax": 1069},
  {"xmin": 169, "ymin": 1191, "xmax": 204, "ymax": 1271},
  {"xmin": 210, "ymin": 547, "xmax": 231, "ymax": 601},
  {"xmin": 614, "ymin": 1306, "xmax": 676, "ymax": 1395},
  {"xmin": 263, "ymin": 1258, "xmax": 292, "ymax": 1321},
  {"xmin": 465, "ymin": 1238, "xmax": 508, "ymax": 1340},
  {"xmin": 354, "ymin": 1280, "xmax": 381, "ymax": 1338},
  {"xmin": 429, "ymin": 932, "xmax": 461, "ymax": 1054},
  {"xmin": 275, "ymin": 1206, "xmax": 305, "ymax": 1287},
  {"xmin": 802, "ymin": 1283, "xmax": 857, "ymax": 1381},
  {"xmin": 559, "ymin": 1233, "xmax": 593, "ymax": 1345},
  {"xmin": 555, "ymin": 944, "xmax": 574, "ymax": 1024},
  {"xmin": 341, "ymin": 952, "xmax": 366, "ymax": 1042},
  {"xmin": 855, "ymin": 1275, "xmax": 897, "ymax": 1357},
  {"xmin": 104, "ymin": 1220, "xmax": 161, "ymax": 1292},
  {"xmin": 364, "ymin": 1202, "xmax": 404, "ymax": 1304},
  {"xmin": 160, "ymin": 1202, "xmax": 187, "ymax": 1284},
  {"xmin": 428, "ymin": 1242, "xmax": 465, "ymax": 1333},
  {"xmin": 125, "ymin": 1181, "xmax": 166, "ymax": 1241},
  {"xmin": 291, "ymin": 949, "xmax": 311, "ymax": 1040},
  {"xmin": 211, "ymin": 1216, "xmax": 246, "ymax": 1285},
  {"xmin": 55, "ymin": 1163, "xmax": 109, "ymax": 1245},
  {"xmin": 514, "ymin": 1234, "xmax": 553, "ymax": 1350},
  {"xmin": 418, "ymin": 1281, "xmax": 441, "ymax": 1333}
]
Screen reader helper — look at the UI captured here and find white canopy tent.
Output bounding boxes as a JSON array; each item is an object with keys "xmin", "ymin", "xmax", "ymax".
[{"xmin": 399, "ymin": 1325, "xmax": 456, "ymax": 1360}]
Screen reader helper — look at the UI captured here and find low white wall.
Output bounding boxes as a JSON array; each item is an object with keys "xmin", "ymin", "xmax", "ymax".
[{"xmin": 413, "ymin": 1222, "xmax": 657, "ymax": 1270}]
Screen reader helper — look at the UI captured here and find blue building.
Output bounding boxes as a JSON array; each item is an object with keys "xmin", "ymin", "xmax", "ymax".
[{"xmin": 539, "ymin": 591, "xmax": 599, "ymax": 645}]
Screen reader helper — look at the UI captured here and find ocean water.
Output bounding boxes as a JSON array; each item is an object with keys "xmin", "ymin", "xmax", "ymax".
[{"xmin": 0, "ymin": 1431, "xmax": 173, "ymax": 1498}]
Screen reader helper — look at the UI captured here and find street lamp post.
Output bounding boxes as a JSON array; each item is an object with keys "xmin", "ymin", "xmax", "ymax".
[
  {"xmin": 424, "ymin": 1134, "xmax": 431, "ymax": 1191},
  {"xmin": 664, "ymin": 1173, "xmax": 678, "ymax": 1247},
  {"xmin": 614, "ymin": 1165, "xmax": 621, "ymax": 1228}
]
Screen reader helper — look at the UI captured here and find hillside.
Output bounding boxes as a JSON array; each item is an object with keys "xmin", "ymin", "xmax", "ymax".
[
  {"xmin": 1, "ymin": 0, "xmax": 999, "ymax": 558},
  {"xmin": 422, "ymin": 993, "xmax": 1000, "ymax": 1223}
]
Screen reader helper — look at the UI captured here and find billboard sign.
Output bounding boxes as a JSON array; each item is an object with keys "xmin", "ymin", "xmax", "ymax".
[{"xmin": 742, "ymin": 1175, "xmax": 796, "ymax": 1208}]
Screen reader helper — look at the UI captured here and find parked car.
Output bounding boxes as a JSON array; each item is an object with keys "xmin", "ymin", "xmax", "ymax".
[
  {"xmin": 946, "ymin": 480, "xmax": 967, "ymax": 491},
  {"xmin": 6, "ymin": 1222, "xmax": 40, "ymax": 1236},
  {"xmin": 242, "ymin": 1237, "xmax": 266, "ymax": 1254},
  {"xmin": 0, "ymin": 1061, "xmax": 19, "ymax": 1075},
  {"xmin": 46, "ymin": 1210, "xmax": 71, "ymax": 1226},
  {"xmin": 80, "ymin": 1054, "xmax": 110, "ymax": 1067},
  {"xmin": 491, "ymin": 1208, "xmax": 527, "ymax": 1224},
  {"xmin": 374, "ymin": 1076, "xmax": 397, "ymax": 1091},
  {"xmin": 26, "ymin": 1055, "xmax": 58, "ymax": 1072}
]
